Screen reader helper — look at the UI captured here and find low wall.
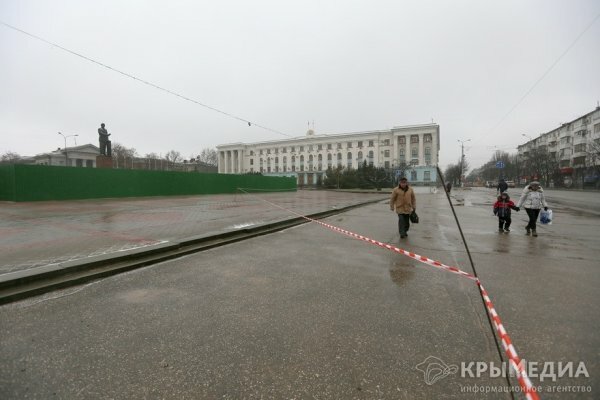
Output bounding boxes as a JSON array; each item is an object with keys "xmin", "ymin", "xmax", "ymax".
[{"xmin": 0, "ymin": 165, "xmax": 296, "ymax": 202}]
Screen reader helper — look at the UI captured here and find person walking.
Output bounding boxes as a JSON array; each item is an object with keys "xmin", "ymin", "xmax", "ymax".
[
  {"xmin": 497, "ymin": 178, "xmax": 508, "ymax": 194},
  {"xmin": 390, "ymin": 177, "xmax": 416, "ymax": 239},
  {"xmin": 493, "ymin": 192, "xmax": 519, "ymax": 233},
  {"xmin": 445, "ymin": 182, "xmax": 452, "ymax": 194},
  {"xmin": 516, "ymin": 181, "xmax": 548, "ymax": 237}
]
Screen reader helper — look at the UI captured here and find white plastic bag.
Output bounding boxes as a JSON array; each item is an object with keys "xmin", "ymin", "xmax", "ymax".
[{"xmin": 539, "ymin": 209, "xmax": 553, "ymax": 225}]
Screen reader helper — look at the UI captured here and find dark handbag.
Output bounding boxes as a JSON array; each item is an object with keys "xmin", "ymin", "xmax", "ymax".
[{"xmin": 409, "ymin": 210, "xmax": 419, "ymax": 223}]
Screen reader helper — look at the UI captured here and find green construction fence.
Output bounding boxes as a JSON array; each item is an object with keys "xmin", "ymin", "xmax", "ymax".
[{"xmin": 0, "ymin": 164, "xmax": 296, "ymax": 202}]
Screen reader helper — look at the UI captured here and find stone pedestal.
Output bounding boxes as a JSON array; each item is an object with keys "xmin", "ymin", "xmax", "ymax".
[{"xmin": 96, "ymin": 155, "xmax": 113, "ymax": 169}]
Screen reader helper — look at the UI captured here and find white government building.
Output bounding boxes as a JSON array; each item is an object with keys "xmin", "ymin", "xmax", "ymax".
[{"xmin": 217, "ymin": 123, "xmax": 440, "ymax": 185}]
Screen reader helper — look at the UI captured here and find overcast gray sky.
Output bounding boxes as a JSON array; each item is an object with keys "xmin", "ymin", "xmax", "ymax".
[{"xmin": 1, "ymin": 0, "xmax": 599, "ymax": 170}]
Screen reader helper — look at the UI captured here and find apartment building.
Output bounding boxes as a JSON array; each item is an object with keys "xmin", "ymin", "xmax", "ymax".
[{"xmin": 518, "ymin": 106, "xmax": 600, "ymax": 186}]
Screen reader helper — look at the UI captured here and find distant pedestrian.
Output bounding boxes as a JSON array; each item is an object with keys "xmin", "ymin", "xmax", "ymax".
[
  {"xmin": 497, "ymin": 179, "xmax": 508, "ymax": 194},
  {"xmin": 493, "ymin": 192, "xmax": 519, "ymax": 233},
  {"xmin": 446, "ymin": 182, "xmax": 452, "ymax": 193},
  {"xmin": 516, "ymin": 181, "xmax": 548, "ymax": 237},
  {"xmin": 390, "ymin": 177, "xmax": 416, "ymax": 239}
]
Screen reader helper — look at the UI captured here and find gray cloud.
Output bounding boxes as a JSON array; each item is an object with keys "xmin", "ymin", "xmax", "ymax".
[{"xmin": 1, "ymin": 0, "xmax": 599, "ymax": 169}]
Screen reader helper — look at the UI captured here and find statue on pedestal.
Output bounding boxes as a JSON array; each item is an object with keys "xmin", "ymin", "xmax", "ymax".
[{"xmin": 98, "ymin": 123, "xmax": 112, "ymax": 156}]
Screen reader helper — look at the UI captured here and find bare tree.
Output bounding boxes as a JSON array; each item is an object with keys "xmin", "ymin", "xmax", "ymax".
[
  {"xmin": 197, "ymin": 148, "xmax": 218, "ymax": 166},
  {"xmin": 509, "ymin": 153, "xmax": 523, "ymax": 183},
  {"xmin": 466, "ymin": 167, "xmax": 482, "ymax": 183},
  {"xmin": 523, "ymin": 147, "xmax": 559, "ymax": 187},
  {"xmin": 444, "ymin": 163, "xmax": 462, "ymax": 185},
  {"xmin": 111, "ymin": 143, "xmax": 138, "ymax": 168},
  {"xmin": 585, "ymin": 137, "xmax": 600, "ymax": 173},
  {"xmin": 111, "ymin": 143, "xmax": 137, "ymax": 158},
  {"xmin": 583, "ymin": 136, "xmax": 600, "ymax": 187},
  {"xmin": 164, "ymin": 150, "xmax": 182, "ymax": 168},
  {"xmin": 0, "ymin": 151, "xmax": 21, "ymax": 164}
]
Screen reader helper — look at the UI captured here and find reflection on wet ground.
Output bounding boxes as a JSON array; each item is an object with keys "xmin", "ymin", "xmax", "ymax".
[
  {"xmin": 0, "ymin": 191, "xmax": 387, "ymax": 275},
  {"xmin": 491, "ymin": 233, "xmax": 511, "ymax": 253},
  {"xmin": 388, "ymin": 259, "xmax": 415, "ymax": 286}
]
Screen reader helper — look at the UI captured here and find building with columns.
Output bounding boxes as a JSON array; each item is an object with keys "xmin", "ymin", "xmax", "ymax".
[
  {"xmin": 26, "ymin": 144, "xmax": 101, "ymax": 167},
  {"xmin": 217, "ymin": 123, "xmax": 440, "ymax": 186}
]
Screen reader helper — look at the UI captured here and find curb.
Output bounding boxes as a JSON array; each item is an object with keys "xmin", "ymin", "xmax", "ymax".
[{"xmin": 0, "ymin": 197, "xmax": 386, "ymax": 304}]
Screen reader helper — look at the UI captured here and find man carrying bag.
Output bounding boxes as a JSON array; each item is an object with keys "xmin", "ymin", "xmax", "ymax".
[{"xmin": 390, "ymin": 177, "xmax": 417, "ymax": 239}]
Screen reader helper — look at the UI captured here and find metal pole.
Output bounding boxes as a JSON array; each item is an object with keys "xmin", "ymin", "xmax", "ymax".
[
  {"xmin": 436, "ymin": 166, "xmax": 514, "ymax": 398},
  {"xmin": 58, "ymin": 132, "xmax": 78, "ymax": 167},
  {"xmin": 458, "ymin": 142, "xmax": 465, "ymax": 187},
  {"xmin": 60, "ymin": 133, "xmax": 67, "ymax": 165}
]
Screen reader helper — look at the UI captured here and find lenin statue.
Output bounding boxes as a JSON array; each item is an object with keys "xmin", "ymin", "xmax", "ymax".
[{"xmin": 98, "ymin": 123, "xmax": 112, "ymax": 156}]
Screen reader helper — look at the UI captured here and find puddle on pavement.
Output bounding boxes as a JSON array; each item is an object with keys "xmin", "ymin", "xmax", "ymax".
[
  {"xmin": 492, "ymin": 235, "xmax": 511, "ymax": 253},
  {"xmin": 389, "ymin": 260, "xmax": 415, "ymax": 286}
]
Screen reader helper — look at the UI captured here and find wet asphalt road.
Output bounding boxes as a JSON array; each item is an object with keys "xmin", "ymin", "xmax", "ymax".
[
  {"xmin": 0, "ymin": 191, "xmax": 386, "ymax": 275},
  {"xmin": 1, "ymin": 188, "xmax": 598, "ymax": 399}
]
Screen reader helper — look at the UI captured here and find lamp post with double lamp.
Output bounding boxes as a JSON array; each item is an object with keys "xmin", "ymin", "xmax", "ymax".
[
  {"xmin": 58, "ymin": 132, "xmax": 78, "ymax": 166},
  {"xmin": 457, "ymin": 139, "xmax": 471, "ymax": 187}
]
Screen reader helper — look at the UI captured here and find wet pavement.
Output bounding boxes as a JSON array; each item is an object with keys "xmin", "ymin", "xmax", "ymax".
[
  {"xmin": 1, "ymin": 188, "xmax": 599, "ymax": 398},
  {"xmin": 0, "ymin": 191, "xmax": 387, "ymax": 276}
]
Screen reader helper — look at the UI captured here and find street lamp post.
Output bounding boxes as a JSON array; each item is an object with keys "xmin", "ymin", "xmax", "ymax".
[
  {"xmin": 457, "ymin": 139, "xmax": 471, "ymax": 187},
  {"xmin": 58, "ymin": 132, "xmax": 79, "ymax": 166}
]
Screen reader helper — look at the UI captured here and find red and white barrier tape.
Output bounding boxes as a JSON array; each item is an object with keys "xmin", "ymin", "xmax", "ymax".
[
  {"xmin": 313, "ymin": 218, "xmax": 477, "ymax": 280},
  {"xmin": 238, "ymin": 189, "xmax": 540, "ymax": 399},
  {"xmin": 478, "ymin": 283, "xmax": 538, "ymax": 399}
]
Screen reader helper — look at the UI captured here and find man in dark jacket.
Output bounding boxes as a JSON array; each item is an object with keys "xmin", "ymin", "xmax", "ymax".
[{"xmin": 496, "ymin": 179, "xmax": 508, "ymax": 194}]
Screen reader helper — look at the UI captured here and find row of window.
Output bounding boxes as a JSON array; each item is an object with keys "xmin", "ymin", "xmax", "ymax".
[
  {"xmin": 563, "ymin": 118, "xmax": 591, "ymax": 131},
  {"xmin": 548, "ymin": 118, "xmax": 597, "ymax": 137},
  {"xmin": 246, "ymin": 135, "xmax": 434, "ymax": 156},
  {"xmin": 251, "ymin": 157, "xmax": 431, "ymax": 170},
  {"xmin": 37, "ymin": 159, "xmax": 94, "ymax": 167},
  {"xmin": 531, "ymin": 127, "xmax": 597, "ymax": 146},
  {"xmin": 249, "ymin": 148, "xmax": 432, "ymax": 164},
  {"xmin": 559, "ymin": 148, "xmax": 572, "ymax": 157}
]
